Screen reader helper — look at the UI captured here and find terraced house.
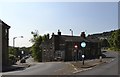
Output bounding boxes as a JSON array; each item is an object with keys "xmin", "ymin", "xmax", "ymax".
[{"xmin": 41, "ymin": 30, "xmax": 101, "ymax": 62}]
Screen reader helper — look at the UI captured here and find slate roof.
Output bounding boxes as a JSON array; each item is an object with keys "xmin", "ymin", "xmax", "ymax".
[
  {"xmin": 86, "ymin": 35, "xmax": 100, "ymax": 43},
  {"xmin": 60, "ymin": 35, "xmax": 90, "ymax": 42}
]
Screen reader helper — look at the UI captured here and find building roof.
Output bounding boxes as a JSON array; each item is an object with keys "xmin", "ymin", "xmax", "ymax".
[
  {"xmin": 52, "ymin": 34, "xmax": 100, "ymax": 43},
  {"xmin": 0, "ymin": 19, "xmax": 10, "ymax": 28},
  {"xmin": 86, "ymin": 35, "xmax": 101, "ymax": 43},
  {"xmin": 60, "ymin": 35, "xmax": 90, "ymax": 42}
]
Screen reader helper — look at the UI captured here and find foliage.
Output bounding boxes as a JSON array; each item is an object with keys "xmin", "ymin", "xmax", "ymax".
[
  {"xmin": 8, "ymin": 46, "xmax": 31, "ymax": 64},
  {"xmin": 100, "ymin": 39, "xmax": 110, "ymax": 48},
  {"xmin": 8, "ymin": 47, "xmax": 18, "ymax": 64},
  {"xmin": 30, "ymin": 30, "xmax": 49, "ymax": 62},
  {"xmin": 8, "ymin": 54, "xmax": 17, "ymax": 65},
  {"xmin": 108, "ymin": 29, "xmax": 120, "ymax": 51},
  {"xmin": 31, "ymin": 36, "xmax": 42, "ymax": 62}
]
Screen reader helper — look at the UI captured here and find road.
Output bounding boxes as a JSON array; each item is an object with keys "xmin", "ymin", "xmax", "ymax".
[
  {"xmin": 2, "ymin": 62, "xmax": 68, "ymax": 75},
  {"xmin": 2, "ymin": 50, "xmax": 119, "ymax": 76},
  {"xmin": 75, "ymin": 50, "xmax": 119, "ymax": 75}
]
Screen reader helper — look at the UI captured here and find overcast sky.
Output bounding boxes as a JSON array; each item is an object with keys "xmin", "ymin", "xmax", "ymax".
[{"xmin": 0, "ymin": 1, "xmax": 118, "ymax": 47}]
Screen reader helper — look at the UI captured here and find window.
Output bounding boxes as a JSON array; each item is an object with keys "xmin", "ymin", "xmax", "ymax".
[
  {"xmin": 5, "ymin": 28, "xmax": 7, "ymax": 33},
  {"xmin": 5, "ymin": 29, "xmax": 8, "ymax": 39}
]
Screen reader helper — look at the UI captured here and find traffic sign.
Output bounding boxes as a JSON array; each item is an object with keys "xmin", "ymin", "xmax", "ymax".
[{"xmin": 81, "ymin": 42, "xmax": 86, "ymax": 48}]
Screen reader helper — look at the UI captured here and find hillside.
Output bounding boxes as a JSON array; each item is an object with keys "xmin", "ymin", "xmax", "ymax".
[{"xmin": 88, "ymin": 30, "xmax": 117, "ymax": 39}]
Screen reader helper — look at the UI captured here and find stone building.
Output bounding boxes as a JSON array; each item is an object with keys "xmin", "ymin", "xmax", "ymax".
[
  {"xmin": 41, "ymin": 30, "xmax": 101, "ymax": 62},
  {"xmin": 0, "ymin": 20, "xmax": 10, "ymax": 70}
]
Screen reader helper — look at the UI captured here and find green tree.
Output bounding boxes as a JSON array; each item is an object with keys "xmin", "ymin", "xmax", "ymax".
[
  {"xmin": 42, "ymin": 33, "xmax": 49, "ymax": 42},
  {"xmin": 8, "ymin": 47, "xmax": 18, "ymax": 65},
  {"xmin": 30, "ymin": 30, "xmax": 49, "ymax": 62},
  {"xmin": 31, "ymin": 36, "xmax": 42, "ymax": 62},
  {"xmin": 101, "ymin": 39, "xmax": 110, "ymax": 48},
  {"xmin": 114, "ymin": 29, "xmax": 120, "ymax": 50},
  {"xmin": 109, "ymin": 29, "xmax": 120, "ymax": 51}
]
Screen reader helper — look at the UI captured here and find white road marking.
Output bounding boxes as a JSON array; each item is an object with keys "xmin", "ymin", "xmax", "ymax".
[
  {"xmin": 54, "ymin": 68, "xmax": 65, "ymax": 72},
  {"xmin": 74, "ymin": 68, "xmax": 78, "ymax": 71},
  {"xmin": 73, "ymin": 68, "xmax": 92, "ymax": 74}
]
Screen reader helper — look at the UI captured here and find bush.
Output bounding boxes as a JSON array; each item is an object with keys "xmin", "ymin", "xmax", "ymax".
[{"xmin": 9, "ymin": 54, "xmax": 17, "ymax": 65}]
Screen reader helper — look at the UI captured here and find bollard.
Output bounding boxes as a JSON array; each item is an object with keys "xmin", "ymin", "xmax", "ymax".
[{"xmin": 99, "ymin": 56, "xmax": 102, "ymax": 62}]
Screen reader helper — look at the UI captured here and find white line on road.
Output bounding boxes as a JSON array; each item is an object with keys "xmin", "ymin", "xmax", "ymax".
[
  {"xmin": 54, "ymin": 68, "xmax": 65, "ymax": 72},
  {"xmin": 73, "ymin": 68, "xmax": 92, "ymax": 74}
]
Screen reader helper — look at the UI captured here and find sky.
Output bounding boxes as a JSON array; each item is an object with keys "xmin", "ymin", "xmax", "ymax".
[{"xmin": 0, "ymin": 1, "xmax": 118, "ymax": 47}]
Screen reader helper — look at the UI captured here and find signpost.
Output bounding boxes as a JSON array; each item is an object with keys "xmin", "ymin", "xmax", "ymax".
[{"xmin": 81, "ymin": 42, "xmax": 86, "ymax": 65}]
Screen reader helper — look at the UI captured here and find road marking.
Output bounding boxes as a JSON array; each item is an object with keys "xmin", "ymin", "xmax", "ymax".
[
  {"xmin": 109, "ymin": 59, "xmax": 115, "ymax": 63},
  {"xmin": 73, "ymin": 68, "xmax": 92, "ymax": 74},
  {"xmin": 74, "ymin": 68, "xmax": 78, "ymax": 71},
  {"xmin": 68, "ymin": 63, "xmax": 78, "ymax": 71},
  {"xmin": 54, "ymin": 68, "xmax": 65, "ymax": 72}
]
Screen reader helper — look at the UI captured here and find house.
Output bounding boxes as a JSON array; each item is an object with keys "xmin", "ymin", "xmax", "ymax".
[
  {"xmin": 0, "ymin": 20, "xmax": 10, "ymax": 70},
  {"xmin": 41, "ymin": 30, "xmax": 101, "ymax": 62}
]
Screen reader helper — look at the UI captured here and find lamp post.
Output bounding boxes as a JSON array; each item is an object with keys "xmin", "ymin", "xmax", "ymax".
[
  {"xmin": 13, "ymin": 36, "xmax": 23, "ymax": 47},
  {"xmin": 70, "ymin": 29, "xmax": 73, "ymax": 36}
]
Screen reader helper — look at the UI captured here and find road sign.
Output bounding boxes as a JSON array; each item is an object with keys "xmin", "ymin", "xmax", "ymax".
[{"xmin": 81, "ymin": 42, "xmax": 86, "ymax": 48}]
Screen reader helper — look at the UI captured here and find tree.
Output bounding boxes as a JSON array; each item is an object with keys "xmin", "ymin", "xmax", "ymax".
[
  {"xmin": 114, "ymin": 29, "xmax": 120, "ymax": 50},
  {"xmin": 30, "ymin": 30, "xmax": 50, "ymax": 62},
  {"xmin": 8, "ymin": 47, "xmax": 19, "ymax": 65},
  {"xmin": 108, "ymin": 29, "xmax": 120, "ymax": 51},
  {"xmin": 31, "ymin": 36, "xmax": 42, "ymax": 62},
  {"xmin": 42, "ymin": 33, "xmax": 49, "ymax": 42},
  {"xmin": 101, "ymin": 39, "xmax": 110, "ymax": 48},
  {"xmin": 30, "ymin": 30, "xmax": 42, "ymax": 61}
]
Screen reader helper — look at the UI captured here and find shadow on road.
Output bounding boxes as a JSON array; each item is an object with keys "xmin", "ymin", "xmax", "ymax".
[{"xmin": 2, "ymin": 66, "xmax": 26, "ymax": 72}]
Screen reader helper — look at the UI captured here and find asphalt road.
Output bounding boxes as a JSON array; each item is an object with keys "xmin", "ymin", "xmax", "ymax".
[
  {"xmin": 75, "ymin": 50, "xmax": 119, "ymax": 75},
  {"xmin": 2, "ymin": 50, "xmax": 119, "ymax": 76},
  {"xmin": 2, "ymin": 62, "xmax": 67, "ymax": 75}
]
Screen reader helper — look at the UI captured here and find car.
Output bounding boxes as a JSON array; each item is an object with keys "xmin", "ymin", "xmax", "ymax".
[
  {"xmin": 102, "ymin": 51, "xmax": 107, "ymax": 53},
  {"xmin": 20, "ymin": 58, "xmax": 26, "ymax": 63},
  {"xmin": 24, "ymin": 56, "xmax": 29, "ymax": 59},
  {"xmin": 54, "ymin": 57, "xmax": 62, "ymax": 61}
]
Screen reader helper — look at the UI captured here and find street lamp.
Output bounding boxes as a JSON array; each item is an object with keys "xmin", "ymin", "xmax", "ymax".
[
  {"xmin": 70, "ymin": 29, "xmax": 73, "ymax": 36},
  {"xmin": 13, "ymin": 36, "xmax": 23, "ymax": 47}
]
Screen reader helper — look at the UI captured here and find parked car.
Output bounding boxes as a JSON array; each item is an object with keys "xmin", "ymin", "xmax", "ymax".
[
  {"xmin": 20, "ymin": 58, "xmax": 26, "ymax": 63},
  {"xmin": 24, "ymin": 56, "xmax": 29, "ymax": 59},
  {"xmin": 54, "ymin": 57, "xmax": 62, "ymax": 61}
]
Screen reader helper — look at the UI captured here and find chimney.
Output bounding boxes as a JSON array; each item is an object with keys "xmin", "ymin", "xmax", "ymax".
[
  {"xmin": 58, "ymin": 29, "xmax": 61, "ymax": 36},
  {"xmin": 81, "ymin": 32, "xmax": 86, "ymax": 38}
]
